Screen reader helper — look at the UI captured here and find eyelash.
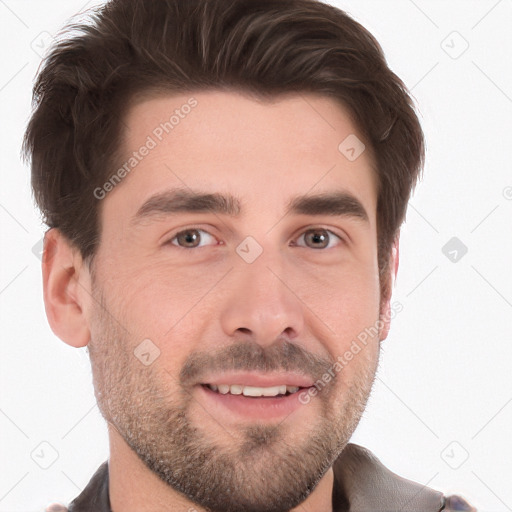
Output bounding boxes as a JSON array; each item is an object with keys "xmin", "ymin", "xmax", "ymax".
[{"xmin": 165, "ymin": 226, "xmax": 345, "ymax": 250}]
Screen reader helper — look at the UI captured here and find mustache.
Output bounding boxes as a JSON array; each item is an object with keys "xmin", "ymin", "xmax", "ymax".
[{"xmin": 179, "ymin": 340, "xmax": 336, "ymax": 386}]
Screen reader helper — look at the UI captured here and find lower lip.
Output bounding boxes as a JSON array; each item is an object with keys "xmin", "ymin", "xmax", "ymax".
[{"xmin": 197, "ymin": 384, "xmax": 313, "ymax": 421}]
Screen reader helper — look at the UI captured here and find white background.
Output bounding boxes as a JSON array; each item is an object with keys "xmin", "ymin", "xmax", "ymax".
[{"xmin": 1, "ymin": 1, "xmax": 511, "ymax": 511}]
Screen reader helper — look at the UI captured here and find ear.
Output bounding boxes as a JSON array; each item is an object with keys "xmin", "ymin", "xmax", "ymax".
[
  {"xmin": 378, "ymin": 234, "xmax": 400, "ymax": 341},
  {"xmin": 42, "ymin": 228, "xmax": 91, "ymax": 348}
]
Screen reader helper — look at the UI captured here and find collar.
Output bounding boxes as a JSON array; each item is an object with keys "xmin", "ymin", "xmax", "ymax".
[{"xmin": 331, "ymin": 443, "xmax": 445, "ymax": 511}]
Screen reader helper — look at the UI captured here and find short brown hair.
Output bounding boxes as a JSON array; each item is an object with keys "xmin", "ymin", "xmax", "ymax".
[{"xmin": 23, "ymin": 0, "xmax": 424, "ymax": 300}]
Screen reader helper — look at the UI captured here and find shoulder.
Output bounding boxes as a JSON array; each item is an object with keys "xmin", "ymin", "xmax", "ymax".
[
  {"xmin": 45, "ymin": 460, "xmax": 110, "ymax": 512},
  {"xmin": 333, "ymin": 443, "xmax": 476, "ymax": 511},
  {"xmin": 45, "ymin": 504, "xmax": 68, "ymax": 512}
]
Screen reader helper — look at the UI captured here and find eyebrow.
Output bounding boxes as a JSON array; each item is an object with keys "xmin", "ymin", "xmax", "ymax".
[{"xmin": 131, "ymin": 188, "xmax": 369, "ymax": 225}]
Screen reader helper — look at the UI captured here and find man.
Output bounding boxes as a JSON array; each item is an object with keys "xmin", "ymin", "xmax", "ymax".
[{"xmin": 24, "ymin": 0, "xmax": 476, "ymax": 510}]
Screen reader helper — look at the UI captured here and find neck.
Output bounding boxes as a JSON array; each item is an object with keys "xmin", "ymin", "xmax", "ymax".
[{"xmin": 108, "ymin": 425, "xmax": 334, "ymax": 512}]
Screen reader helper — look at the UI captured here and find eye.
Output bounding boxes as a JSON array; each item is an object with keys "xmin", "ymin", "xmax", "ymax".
[
  {"xmin": 293, "ymin": 228, "xmax": 343, "ymax": 250},
  {"xmin": 167, "ymin": 228, "xmax": 218, "ymax": 249},
  {"xmin": 165, "ymin": 227, "xmax": 344, "ymax": 250}
]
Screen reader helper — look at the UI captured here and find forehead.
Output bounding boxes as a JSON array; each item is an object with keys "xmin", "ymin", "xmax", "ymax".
[{"xmin": 104, "ymin": 90, "xmax": 377, "ymax": 226}]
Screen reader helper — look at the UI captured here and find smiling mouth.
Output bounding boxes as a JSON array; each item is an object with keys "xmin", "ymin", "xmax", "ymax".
[{"xmin": 202, "ymin": 383, "xmax": 307, "ymax": 398}]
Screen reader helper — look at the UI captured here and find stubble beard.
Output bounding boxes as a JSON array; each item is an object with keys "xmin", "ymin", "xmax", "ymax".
[{"xmin": 87, "ymin": 284, "xmax": 379, "ymax": 512}]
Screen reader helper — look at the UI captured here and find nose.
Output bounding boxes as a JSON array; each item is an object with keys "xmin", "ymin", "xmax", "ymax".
[{"xmin": 219, "ymin": 249, "xmax": 305, "ymax": 347}]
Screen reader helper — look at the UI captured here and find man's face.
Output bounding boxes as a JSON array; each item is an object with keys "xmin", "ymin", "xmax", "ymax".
[{"xmin": 86, "ymin": 90, "xmax": 384, "ymax": 512}]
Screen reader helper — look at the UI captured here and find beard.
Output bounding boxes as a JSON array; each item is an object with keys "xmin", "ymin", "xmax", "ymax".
[{"xmin": 87, "ymin": 281, "xmax": 379, "ymax": 512}]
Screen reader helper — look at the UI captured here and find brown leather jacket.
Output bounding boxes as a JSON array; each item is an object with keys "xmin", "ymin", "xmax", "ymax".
[{"xmin": 46, "ymin": 443, "xmax": 476, "ymax": 511}]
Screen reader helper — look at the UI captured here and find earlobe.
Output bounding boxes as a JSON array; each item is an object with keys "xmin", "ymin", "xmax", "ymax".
[
  {"xmin": 42, "ymin": 228, "xmax": 91, "ymax": 348},
  {"xmin": 379, "ymin": 235, "xmax": 400, "ymax": 341}
]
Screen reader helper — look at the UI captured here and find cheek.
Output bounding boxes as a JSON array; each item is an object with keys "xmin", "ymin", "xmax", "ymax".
[
  {"xmin": 300, "ymin": 258, "xmax": 380, "ymax": 320},
  {"xmin": 301, "ymin": 263, "xmax": 381, "ymax": 373},
  {"xmin": 107, "ymin": 259, "xmax": 226, "ymax": 352}
]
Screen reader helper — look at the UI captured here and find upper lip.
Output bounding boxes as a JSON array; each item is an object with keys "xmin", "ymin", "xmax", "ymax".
[{"xmin": 199, "ymin": 371, "xmax": 314, "ymax": 388}]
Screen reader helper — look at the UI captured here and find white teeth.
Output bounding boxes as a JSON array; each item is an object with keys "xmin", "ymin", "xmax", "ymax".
[
  {"xmin": 207, "ymin": 383, "xmax": 301, "ymax": 397},
  {"xmin": 218, "ymin": 384, "xmax": 230, "ymax": 394},
  {"xmin": 244, "ymin": 385, "xmax": 282, "ymax": 397},
  {"xmin": 230, "ymin": 384, "xmax": 243, "ymax": 395}
]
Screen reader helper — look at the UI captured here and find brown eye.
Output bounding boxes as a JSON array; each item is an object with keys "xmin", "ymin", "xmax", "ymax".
[
  {"xmin": 168, "ymin": 228, "xmax": 216, "ymax": 248},
  {"xmin": 296, "ymin": 228, "xmax": 342, "ymax": 249}
]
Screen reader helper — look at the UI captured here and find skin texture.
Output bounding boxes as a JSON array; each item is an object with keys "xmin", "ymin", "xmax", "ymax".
[{"xmin": 42, "ymin": 90, "xmax": 398, "ymax": 512}]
